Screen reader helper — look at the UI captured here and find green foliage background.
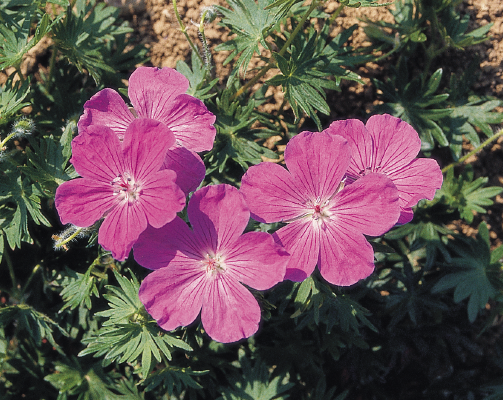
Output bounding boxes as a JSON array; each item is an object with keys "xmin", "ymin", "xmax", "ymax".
[{"xmin": 1, "ymin": 0, "xmax": 503, "ymax": 399}]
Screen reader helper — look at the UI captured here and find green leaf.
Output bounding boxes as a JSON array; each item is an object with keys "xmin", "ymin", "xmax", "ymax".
[
  {"xmin": 0, "ymin": 303, "xmax": 67, "ymax": 350},
  {"xmin": 436, "ymin": 166, "xmax": 503, "ymax": 223},
  {"xmin": 432, "ymin": 222, "xmax": 499, "ymax": 322},
  {"xmin": 0, "ymin": 174, "xmax": 51, "ymax": 249},
  {"xmin": 57, "ymin": 266, "xmax": 101, "ymax": 311},
  {"xmin": 143, "ymin": 366, "xmax": 208, "ymax": 394},
  {"xmin": 215, "ymin": 0, "xmax": 276, "ymax": 76},
  {"xmin": 176, "ymin": 50, "xmax": 218, "ymax": 100},
  {"xmin": 218, "ymin": 350, "xmax": 294, "ymax": 400},
  {"xmin": 79, "ymin": 270, "xmax": 192, "ymax": 378},
  {"xmin": 0, "ymin": 77, "xmax": 30, "ymax": 126},
  {"xmin": 374, "ymin": 65, "xmax": 452, "ymax": 150}
]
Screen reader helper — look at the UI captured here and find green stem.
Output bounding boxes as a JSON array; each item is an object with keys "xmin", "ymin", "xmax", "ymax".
[
  {"xmin": 54, "ymin": 226, "xmax": 85, "ymax": 250},
  {"xmin": 46, "ymin": 45, "xmax": 58, "ymax": 91},
  {"xmin": 328, "ymin": 3, "xmax": 345, "ymax": 26},
  {"xmin": 173, "ymin": 0, "xmax": 204, "ymax": 64},
  {"xmin": 442, "ymin": 128, "xmax": 503, "ymax": 173},
  {"xmin": 21, "ymin": 264, "xmax": 41, "ymax": 297},
  {"xmin": 0, "ymin": 132, "xmax": 17, "ymax": 149},
  {"xmin": 3, "ymin": 249, "xmax": 18, "ymax": 294},
  {"xmin": 231, "ymin": 0, "xmax": 321, "ymax": 100},
  {"xmin": 14, "ymin": 66, "xmax": 25, "ymax": 85}
]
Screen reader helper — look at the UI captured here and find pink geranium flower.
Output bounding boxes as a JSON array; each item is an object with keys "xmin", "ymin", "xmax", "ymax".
[
  {"xmin": 55, "ymin": 118, "xmax": 185, "ymax": 261},
  {"xmin": 327, "ymin": 114, "xmax": 443, "ymax": 224},
  {"xmin": 134, "ymin": 184, "xmax": 289, "ymax": 343},
  {"xmin": 240, "ymin": 131, "xmax": 400, "ymax": 286},
  {"xmin": 79, "ymin": 67, "xmax": 216, "ymax": 194}
]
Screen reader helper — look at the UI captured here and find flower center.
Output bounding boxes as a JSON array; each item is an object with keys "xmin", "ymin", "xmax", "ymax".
[
  {"xmin": 306, "ymin": 197, "xmax": 330, "ymax": 221},
  {"xmin": 202, "ymin": 254, "xmax": 225, "ymax": 276},
  {"xmin": 111, "ymin": 172, "xmax": 141, "ymax": 203}
]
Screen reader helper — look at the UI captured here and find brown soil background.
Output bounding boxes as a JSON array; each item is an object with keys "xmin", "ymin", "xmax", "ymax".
[{"xmin": 115, "ymin": 0, "xmax": 503, "ymax": 246}]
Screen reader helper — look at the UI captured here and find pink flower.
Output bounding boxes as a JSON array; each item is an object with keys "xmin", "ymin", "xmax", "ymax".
[
  {"xmin": 134, "ymin": 184, "xmax": 289, "ymax": 343},
  {"xmin": 79, "ymin": 67, "xmax": 216, "ymax": 194},
  {"xmin": 55, "ymin": 118, "xmax": 186, "ymax": 261},
  {"xmin": 327, "ymin": 114, "xmax": 443, "ymax": 224},
  {"xmin": 240, "ymin": 131, "xmax": 400, "ymax": 286}
]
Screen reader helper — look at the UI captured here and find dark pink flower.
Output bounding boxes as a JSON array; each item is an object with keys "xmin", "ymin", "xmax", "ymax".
[
  {"xmin": 79, "ymin": 67, "xmax": 215, "ymax": 194},
  {"xmin": 327, "ymin": 114, "xmax": 443, "ymax": 224},
  {"xmin": 134, "ymin": 184, "xmax": 289, "ymax": 343},
  {"xmin": 240, "ymin": 131, "xmax": 400, "ymax": 286},
  {"xmin": 55, "ymin": 118, "xmax": 185, "ymax": 261}
]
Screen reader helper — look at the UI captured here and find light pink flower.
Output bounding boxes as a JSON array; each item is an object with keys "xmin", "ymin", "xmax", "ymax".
[
  {"xmin": 55, "ymin": 118, "xmax": 185, "ymax": 261},
  {"xmin": 134, "ymin": 184, "xmax": 289, "ymax": 343},
  {"xmin": 240, "ymin": 131, "xmax": 400, "ymax": 286},
  {"xmin": 327, "ymin": 114, "xmax": 443, "ymax": 224},
  {"xmin": 78, "ymin": 67, "xmax": 215, "ymax": 194}
]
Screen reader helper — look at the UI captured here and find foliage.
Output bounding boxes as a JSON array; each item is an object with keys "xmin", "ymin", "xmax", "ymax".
[{"xmin": 1, "ymin": 0, "xmax": 503, "ymax": 399}]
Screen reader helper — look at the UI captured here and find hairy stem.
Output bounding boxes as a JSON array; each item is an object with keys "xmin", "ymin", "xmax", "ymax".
[
  {"xmin": 173, "ymin": 0, "xmax": 204, "ymax": 65},
  {"xmin": 442, "ymin": 128, "xmax": 503, "ymax": 173}
]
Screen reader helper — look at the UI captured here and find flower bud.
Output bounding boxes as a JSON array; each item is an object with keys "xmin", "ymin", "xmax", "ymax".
[{"xmin": 11, "ymin": 117, "xmax": 35, "ymax": 139}]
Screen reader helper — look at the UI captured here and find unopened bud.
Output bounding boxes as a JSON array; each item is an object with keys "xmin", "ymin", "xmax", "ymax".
[
  {"xmin": 200, "ymin": 6, "xmax": 218, "ymax": 23},
  {"xmin": 11, "ymin": 117, "xmax": 35, "ymax": 139}
]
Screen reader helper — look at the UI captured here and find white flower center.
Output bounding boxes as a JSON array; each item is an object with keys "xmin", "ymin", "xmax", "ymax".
[
  {"xmin": 202, "ymin": 253, "xmax": 226, "ymax": 276},
  {"xmin": 111, "ymin": 172, "xmax": 141, "ymax": 203}
]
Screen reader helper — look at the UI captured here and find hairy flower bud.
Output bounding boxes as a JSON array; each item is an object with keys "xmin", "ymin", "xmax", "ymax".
[{"xmin": 11, "ymin": 117, "xmax": 35, "ymax": 139}]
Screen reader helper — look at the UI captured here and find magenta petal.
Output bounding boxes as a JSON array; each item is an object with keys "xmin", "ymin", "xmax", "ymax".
[
  {"xmin": 201, "ymin": 276, "xmax": 261, "ymax": 343},
  {"xmin": 78, "ymin": 88, "xmax": 134, "ymax": 140},
  {"xmin": 327, "ymin": 119, "xmax": 374, "ymax": 179},
  {"xmin": 128, "ymin": 67, "xmax": 189, "ymax": 121},
  {"xmin": 98, "ymin": 202, "xmax": 148, "ymax": 261},
  {"xmin": 318, "ymin": 223, "xmax": 375, "ymax": 286},
  {"xmin": 387, "ymin": 157, "xmax": 443, "ymax": 209},
  {"xmin": 162, "ymin": 147, "xmax": 205, "ymax": 195},
  {"xmin": 122, "ymin": 118, "xmax": 175, "ymax": 181},
  {"xmin": 188, "ymin": 185, "xmax": 249, "ymax": 254},
  {"xmin": 240, "ymin": 162, "xmax": 308, "ymax": 223},
  {"xmin": 162, "ymin": 94, "xmax": 216, "ymax": 152},
  {"xmin": 137, "ymin": 170, "xmax": 186, "ymax": 228},
  {"xmin": 284, "ymin": 131, "xmax": 351, "ymax": 201},
  {"xmin": 273, "ymin": 220, "xmax": 319, "ymax": 282},
  {"xmin": 70, "ymin": 125, "xmax": 125, "ymax": 183},
  {"xmin": 55, "ymin": 178, "xmax": 116, "ymax": 227},
  {"xmin": 134, "ymin": 217, "xmax": 203, "ymax": 270},
  {"xmin": 225, "ymin": 231, "xmax": 288, "ymax": 290},
  {"xmin": 397, "ymin": 207, "xmax": 414, "ymax": 225},
  {"xmin": 331, "ymin": 173, "xmax": 400, "ymax": 236},
  {"xmin": 366, "ymin": 114, "xmax": 421, "ymax": 174},
  {"xmin": 139, "ymin": 266, "xmax": 207, "ymax": 331}
]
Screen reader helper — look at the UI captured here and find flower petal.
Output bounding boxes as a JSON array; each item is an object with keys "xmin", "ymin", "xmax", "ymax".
[
  {"xmin": 98, "ymin": 201, "xmax": 148, "ymax": 261},
  {"xmin": 330, "ymin": 173, "xmax": 400, "ymax": 236},
  {"xmin": 139, "ymin": 265, "xmax": 207, "ymax": 331},
  {"xmin": 70, "ymin": 125, "xmax": 125, "ymax": 183},
  {"xmin": 137, "ymin": 169, "xmax": 186, "ymax": 228},
  {"xmin": 284, "ymin": 131, "xmax": 350, "ymax": 202},
  {"xmin": 78, "ymin": 88, "xmax": 135, "ymax": 140},
  {"xmin": 134, "ymin": 216, "xmax": 204, "ymax": 270},
  {"xmin": 55, "ymin": 178, "xmax": 116, "ymax": 227},
  {"xmin": 122, "ymin": 118, "xmax": 175, "ymax": 181},
  {"xmin": 188, "ymin": 185, "xmax": 249, "ymax": 254},
  {"xmin": 162, "ymin": 146, "xmax": 206, "ymax": 195},
  {"xmin": 365, "ymin": 114, "xmax": 421, "ymax": 174},
  {"xmin": 225, "ymin": 231, "xmax": 289, "ymax": 290},
  {"xmin": 326, "ymin": 118, "xmax": 374, "ymax": 179},
  {"xmin": 128, "ymin": 67, "xmax": 189, "ymax": 121},
  {"xmin": 273, "ymin": 220, "xmax": 319, "ymax": 282},
  {"xmin": 318, "ymin": 223, "xmax": 375, "ymax": 286},
  {"xmin": 386, "ymin": 157, "xmax": 443, "ymax": 209},
  {"xmin": 240, "ymin": 162, "xmax": 308, "ymax": 223},
  {"xmin": 162, "ymin": 94, "xmax": 216, "ymax": 152},
  {"xmin": 201, "ymin": 276, "xmax": 261, "ymax": 343}
]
